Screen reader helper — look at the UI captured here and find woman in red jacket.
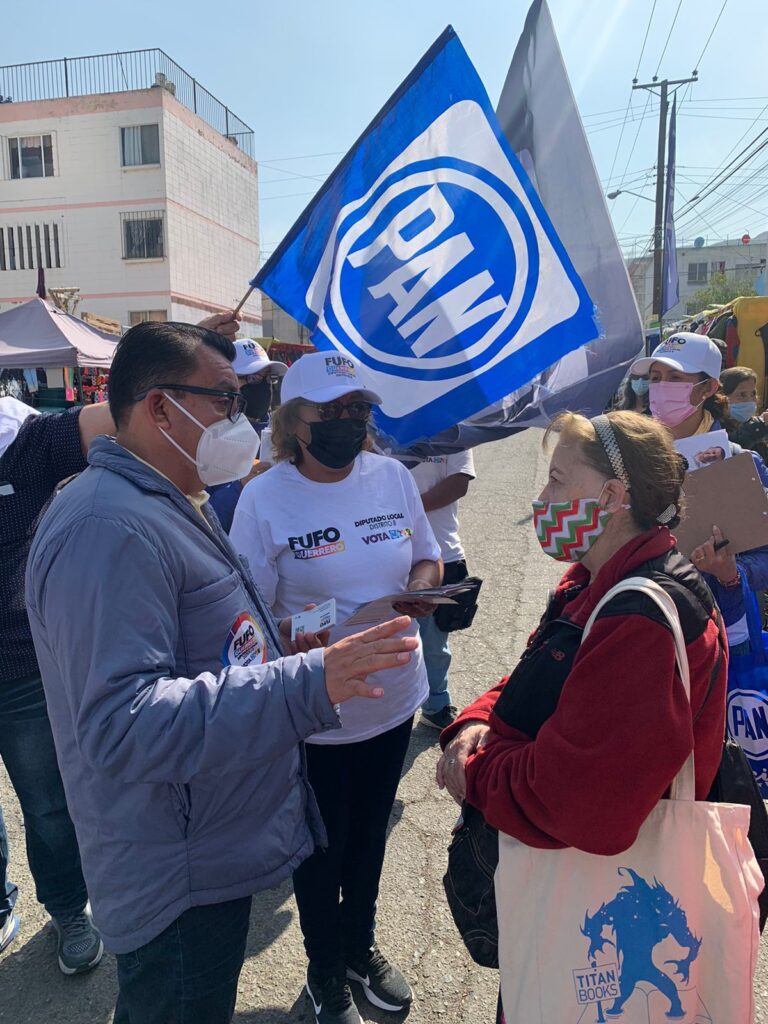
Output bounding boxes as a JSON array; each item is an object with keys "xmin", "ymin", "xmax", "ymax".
[{"xmin": 436, "ymin": 410, "xmax": 726, "ymax": 1023}]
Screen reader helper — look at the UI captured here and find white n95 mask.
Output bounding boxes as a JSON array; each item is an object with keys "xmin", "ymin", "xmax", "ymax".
[{"xmin": 159, "ymin": 393, "xmax": 260, "ymax": 486}]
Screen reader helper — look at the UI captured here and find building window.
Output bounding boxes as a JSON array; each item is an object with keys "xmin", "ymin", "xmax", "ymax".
[
  {"xmin": 121, "ymin": 211, "xmax": 165, "ymax": 260},
  {"xmin": 711, "ymin": 261, "xmax": 725, "ymax": 274},
  {"xmin": 687, "ymin": 262, "xmax": 708, "ymax": 285},
  {"xmin": 121, "ymin": 125, "xmax": 161, "ymax": 167},
  {"xmin": 0, "ymin": 221, "xmax": 62, "ymax": 271},
  {"xmin": 129, "ymin": 310, "xmax": 167, "ymax": 325},
  {"xmin": 8, "ymin": 135, "xmax": 55, "ymax": 178}
]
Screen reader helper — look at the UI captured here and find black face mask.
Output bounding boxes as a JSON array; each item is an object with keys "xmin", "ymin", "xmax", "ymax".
[
  {"xmin": 303, "ymin": 418, "xmax": 367, "ymax": 470},
  {"xmin": 239, "ymin": 380, "xmax": 272, "ymax": 422}
]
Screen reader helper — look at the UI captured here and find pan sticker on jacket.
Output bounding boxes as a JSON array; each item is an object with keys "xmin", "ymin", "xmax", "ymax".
[{"xmin": 222, "ymin": 613, "xmax": 267, "ymax": 667}]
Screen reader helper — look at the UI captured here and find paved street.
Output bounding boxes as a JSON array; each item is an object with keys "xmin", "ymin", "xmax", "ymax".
[{"xmin": 2, "ymin": 429, "xmax": 768, "ymax": 1022}]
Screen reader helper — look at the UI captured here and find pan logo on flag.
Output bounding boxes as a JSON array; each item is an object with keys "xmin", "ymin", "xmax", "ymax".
[
  {"xmin": 727, "ymin": 689, "xmax": 768, "ymax": 762},
  {"xmin": 257, "ymin": 28, "xmax": 599, "ymax": 443},
  {"xmin": 312, "ymin": 101, "xmax": 542, "ymax": 390}
]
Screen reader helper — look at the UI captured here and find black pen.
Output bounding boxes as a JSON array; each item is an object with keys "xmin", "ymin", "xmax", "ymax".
[{"xmin": 713, "ymin": 538, "xmax": 731, "ymax": 552}]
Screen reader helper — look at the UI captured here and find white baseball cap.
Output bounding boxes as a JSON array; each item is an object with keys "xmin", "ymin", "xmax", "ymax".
[
  {"xmin": 281, "ymin": 351, "xmax": 382, "ymax": 405},
  {"xmin": 232, "ymin": 339, "xmax": 287, "ymax": 378},
  {"xmin": 630, "ymin": 332, "xmax": 723, "ymax": 379},
  {"xmin": 0, "ymin": 396, "xmax": 40, "ymax": 459}
]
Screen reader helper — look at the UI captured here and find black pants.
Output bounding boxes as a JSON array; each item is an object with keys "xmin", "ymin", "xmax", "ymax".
[
  {"xmin": 113, "ymin": 897, "xmax": 252, "ymax": 1024},
  {"xmin": 292, "ymin": 716, "xmax": 413, "ymax": 971}
]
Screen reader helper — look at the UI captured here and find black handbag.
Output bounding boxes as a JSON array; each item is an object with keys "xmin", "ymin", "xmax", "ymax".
[
  {"xmin": 433, "ymin": 576, "xmax": 483, "ymax": 633},
  {"xmin": 432, "ymin": 560, "xmax": 482, "ymax": 633},
  {"xmin": 442, "ymin": 803, "xmax": 499, "ymax": 968}
]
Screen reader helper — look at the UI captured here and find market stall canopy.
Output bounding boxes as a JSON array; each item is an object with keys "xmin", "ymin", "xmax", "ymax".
[{"xmin": 0, "ymin": 298, "xmax": 118, "ymax": 369}]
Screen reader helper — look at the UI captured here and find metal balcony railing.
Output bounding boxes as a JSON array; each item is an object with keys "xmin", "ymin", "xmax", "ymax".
[{"xmin": 0, "ymin": 49, "xmax": 255, "ymax": 158}]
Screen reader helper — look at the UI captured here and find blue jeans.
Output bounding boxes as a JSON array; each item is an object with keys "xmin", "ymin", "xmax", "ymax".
[
  {"xmin": 113, "ymin": 897, "xmax": 252, "ymax": 1024},
  {"xmin": 0, "ymin": 673, "xmax": 87, "ymax": 918},
  {"xmin": 418, "ymin": 613, "xmax": 452, "ymax": 714}
]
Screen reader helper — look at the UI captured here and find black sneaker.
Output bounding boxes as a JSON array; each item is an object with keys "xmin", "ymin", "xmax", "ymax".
[
  {"xmin": 421, "ymin": 705, "xmax": 458, "ymax": 731},
  {"xmin": 52, "ymin": 905, "xmax": 103, "ymax": 976},
  {"xmin": 346, "ymin": 945, "xmax": 413, "ymax": 1013},
  {"xmin": 306, "ymin": 964, "xmax": 363, "ymax": 1024}
]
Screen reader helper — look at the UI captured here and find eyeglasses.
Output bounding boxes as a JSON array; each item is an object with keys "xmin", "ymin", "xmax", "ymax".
[
  {"xmin": 305, "ymin": 400, "xmax": 373, "ymax": 422},
  {"xmin": 134, "ymin": 384, "xmax": 247, "ymax": 423}
]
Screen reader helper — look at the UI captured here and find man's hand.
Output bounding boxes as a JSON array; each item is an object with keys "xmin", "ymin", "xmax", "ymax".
[
  {"xmin": 197, "ymin": 312, "xmax": 239, "ymax": 340},
  {"xmin": 279, "ymin": 604, "xmax": 331, "ymax": 656},
  {"xmin": 324, "ymin": 616, "xmax": 418, "ymax": 705},
  {"xmin": 690, "ymin": 524, "xmax": 739, "ymax": 585},
  {"xmin": 436, "ymin": 721, "xmax": 490, "ymax": 805}
]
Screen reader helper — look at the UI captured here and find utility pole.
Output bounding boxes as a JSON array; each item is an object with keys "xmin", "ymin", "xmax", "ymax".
[{"xmin": 633, "ymin": 74, "xmax": 697, "ymax": 334}]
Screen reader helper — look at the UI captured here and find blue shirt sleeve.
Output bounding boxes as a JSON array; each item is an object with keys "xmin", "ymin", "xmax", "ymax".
[{"xmin": 752, "ymin": 451, "xmax": 768, "ymax": 488}]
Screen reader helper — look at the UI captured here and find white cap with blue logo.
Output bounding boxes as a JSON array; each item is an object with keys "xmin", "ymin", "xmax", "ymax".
[
  {"xmin": 281, "ymin": 351, "xmax": 383, "ymax": 405},
  {"xmin": 630, "ymin": 332, "xmax": 723, "ymax": 380},
  {"xmin": 232, "ymin": 339, "xmax": 288, "ymax": 378}
]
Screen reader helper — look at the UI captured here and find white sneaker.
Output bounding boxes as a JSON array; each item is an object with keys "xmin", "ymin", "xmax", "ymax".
[{"xmin": 0, "ymin": 912, "xmax": 19, "ymax": 954}]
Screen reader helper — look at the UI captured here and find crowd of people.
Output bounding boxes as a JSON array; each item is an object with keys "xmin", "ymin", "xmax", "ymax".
[{"xmin": 1, "ymin": 318, "xmax": 766, "ymax": 1023}]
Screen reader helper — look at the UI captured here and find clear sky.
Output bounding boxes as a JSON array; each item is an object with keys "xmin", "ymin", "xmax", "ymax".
[{"xmin": 4, "ymin": 0, "xmax": 768, "ymax": 267}]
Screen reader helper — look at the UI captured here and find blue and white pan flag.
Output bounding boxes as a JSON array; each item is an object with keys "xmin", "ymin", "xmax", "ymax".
[{"xmin": 253, "ymin": 26, "xmax": 599, "ymax": 445}]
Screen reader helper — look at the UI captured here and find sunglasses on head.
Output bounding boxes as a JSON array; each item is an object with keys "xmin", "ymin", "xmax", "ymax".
[{"xmin": 305, "ymin": 399, "xmax": 373, "ymax": 422}]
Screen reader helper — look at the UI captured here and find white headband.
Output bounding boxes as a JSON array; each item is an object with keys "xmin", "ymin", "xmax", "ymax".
[{"xmin": 591, "ymin": 415, "xmax": 631, "ymax": 489}]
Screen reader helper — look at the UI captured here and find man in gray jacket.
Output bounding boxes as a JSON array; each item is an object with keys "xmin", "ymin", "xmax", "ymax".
[{"xmin": 25, "ymin": 321, "xmax": 417, "ymax": 1024}]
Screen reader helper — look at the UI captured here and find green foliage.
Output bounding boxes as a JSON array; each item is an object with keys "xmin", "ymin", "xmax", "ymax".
[{"xmin": 691, "ymin": 271, "xmax": 756, "ymax": 311}]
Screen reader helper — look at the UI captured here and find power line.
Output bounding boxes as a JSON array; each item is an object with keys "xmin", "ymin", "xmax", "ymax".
[
  {"xmin": 605, "ymin": 0, "xmax": 658, "ymax": 185},
  {"xmin": 676, "ymin": 156, "xmax": 768, "ymax": 235},
  {"xmin": 674, "ymin": 126, "xmax": 768, "ymax": 220},
  {"xmin": 678, "ymin": 171, "xmax": 768, "ymax": 220},
  {"xmin": 616, "ymin": 92, "xmax": 654, "ymax": 188},
  {"xmin": 256, "ymin": 149, "xmax": 344, "ymax": 164},
  {"xmin": 654, "ymin": 0, "xmax": 685, "ymax": 77},
  {"xmin": 692, "ymin": 0, "xmax": 729, "ymax": 73}
]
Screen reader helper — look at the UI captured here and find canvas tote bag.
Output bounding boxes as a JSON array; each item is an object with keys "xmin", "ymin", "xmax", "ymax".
[{"xmin": 495, "ymin": 577, "xmax": 763, "ymax": 1024}]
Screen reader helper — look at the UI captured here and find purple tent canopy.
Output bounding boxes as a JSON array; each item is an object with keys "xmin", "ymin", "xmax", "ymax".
[{"xmin": 0, "ymin": 298, "xmax": 118, "ymax": 369}]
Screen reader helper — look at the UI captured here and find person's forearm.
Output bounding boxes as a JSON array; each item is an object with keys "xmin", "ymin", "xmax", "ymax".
[
  {"xmin": 78, "ymin": 403, "xmax": 116, "ymax": 456},
  {"xmin": 421, "ymin": 474, "xmax": 471, "ymax": 512},
  {"xmin": 409, "ymin": 559, "xmax": 443, "ymax": 589}
]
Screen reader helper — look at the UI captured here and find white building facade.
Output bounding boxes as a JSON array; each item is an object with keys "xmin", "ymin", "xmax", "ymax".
[
  {"xmin": 0, "ymin": 51, "xmax": 261, "ymax": 331},
  {"xmin": 627, "ymin": 232, "xmax": 768, "ymax": 323}
]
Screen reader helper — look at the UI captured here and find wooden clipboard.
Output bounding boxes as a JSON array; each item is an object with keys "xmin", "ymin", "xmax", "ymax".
[{"xmin": 673, "ymin": 452, "xmax": 768, "ymax": 557}]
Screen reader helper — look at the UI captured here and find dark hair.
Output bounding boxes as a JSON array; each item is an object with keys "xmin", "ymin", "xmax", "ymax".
[
  {"xmin": 692, "ymin": 370, "xmax": 736, "ymax": 428},
  {"xmin": 618, "ymin": 375, "xmax": 647, "ymax": 412},
  {"xmin": 108, "ymin": 322, "xmax": 235, "ymax": 428},
  {"xmin": 720, "ymin": 365, "xmax": 758, "ymax": 396}
]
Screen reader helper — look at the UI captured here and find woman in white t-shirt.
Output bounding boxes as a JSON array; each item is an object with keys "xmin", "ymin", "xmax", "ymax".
[{"xmin": 230, "ymin": 352, "xmax": 441, "ymax": 1024}]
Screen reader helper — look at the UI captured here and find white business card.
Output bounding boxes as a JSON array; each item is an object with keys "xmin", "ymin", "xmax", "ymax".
[{"xmin": 291, "ymin": 599, "xmax": 337, "ymax": 641}]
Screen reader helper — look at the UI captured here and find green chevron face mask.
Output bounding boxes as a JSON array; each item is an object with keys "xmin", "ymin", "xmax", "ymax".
[{"xmin": 531, "ymin": 495, "xmax": 612, "ymax": 563}]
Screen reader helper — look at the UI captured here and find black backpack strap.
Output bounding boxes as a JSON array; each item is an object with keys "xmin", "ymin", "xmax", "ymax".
[{"xmin": 696, "ymin": 606, "xmax": 729, "ymax": 729}]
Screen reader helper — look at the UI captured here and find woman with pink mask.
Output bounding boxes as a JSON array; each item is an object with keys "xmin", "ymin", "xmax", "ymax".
[{"xmin": 630, "ymin": 333, "xmax": 768, "ymax": 653}]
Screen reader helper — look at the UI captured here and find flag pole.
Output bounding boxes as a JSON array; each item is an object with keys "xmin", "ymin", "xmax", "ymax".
[{"xmin": 233, "ymin": 287, "xmax": 254, "ymax": 317}]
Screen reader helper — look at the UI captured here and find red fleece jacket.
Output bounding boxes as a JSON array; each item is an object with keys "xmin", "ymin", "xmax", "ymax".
[{"xmin": 442, "ymin": 529, "xmax": 726, "ymax": 855}]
